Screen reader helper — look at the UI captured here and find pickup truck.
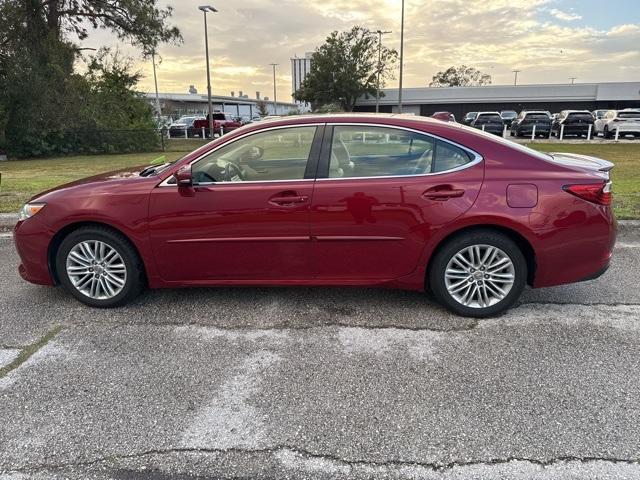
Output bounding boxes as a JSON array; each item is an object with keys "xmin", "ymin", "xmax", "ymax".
[{"xmin": 193, "ymin": 112, "xmax": 242, "ymax": 137}]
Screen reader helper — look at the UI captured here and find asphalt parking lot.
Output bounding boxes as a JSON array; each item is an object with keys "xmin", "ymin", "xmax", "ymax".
[{"xmin": 1, "ymin": 229, "xmax": 640, "ymax": 479}]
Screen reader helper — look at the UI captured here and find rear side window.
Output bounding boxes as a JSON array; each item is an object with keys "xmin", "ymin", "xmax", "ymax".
[
  {"xmin": 433, "ymin": 141, "xmax": 473, "ymax": 173},
  {"xmin": 328, "ymin": 126, "xmax": 474, "ymax": 178}
]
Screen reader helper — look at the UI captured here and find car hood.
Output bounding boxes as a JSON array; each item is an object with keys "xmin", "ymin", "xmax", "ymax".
[
  {"xmin": 548, "ymin": 152, "xmax": 614, "ymax": 174},
  {"xmin": 30, "ymin": 166, "xmax": 150, "ymax": 201}
]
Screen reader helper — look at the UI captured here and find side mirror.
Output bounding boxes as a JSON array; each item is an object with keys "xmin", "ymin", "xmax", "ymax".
[{"xmin": 174, "ymin": 165, "xmax": 192, "ymax": 187}]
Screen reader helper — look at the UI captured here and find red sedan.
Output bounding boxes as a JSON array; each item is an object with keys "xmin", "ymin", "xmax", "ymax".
[{"xmin": 13, "ymin": 114, "xmax": 616, "ymax": 317}]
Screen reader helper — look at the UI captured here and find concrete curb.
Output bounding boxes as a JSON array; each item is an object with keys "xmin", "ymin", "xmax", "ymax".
[
  {"xmin": 0, "ymin": 213, "xmax": 17, "ymax": 232},
  {"xmin": 1, "ymin": 212, "xmax": 638, "ymax": 239}
]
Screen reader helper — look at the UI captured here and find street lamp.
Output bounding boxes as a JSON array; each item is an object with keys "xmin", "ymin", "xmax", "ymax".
[
  {"xmin": 199, "ymin": 5, "xmax": 217, "ymax": 137},
  {"xmin": 398, "ymin": 0, "xmax": 405, "ymax": 114},
  {"xmin": 269, "ymin": 63, "xmax": 278, "ymax": 115},
  {"xmin": 375, "ymin": 30, "xmax": 392, "ymax": 114},
  {"xmin": 512, "ymin": 69, "xmax": 520, "ymax": 86}
]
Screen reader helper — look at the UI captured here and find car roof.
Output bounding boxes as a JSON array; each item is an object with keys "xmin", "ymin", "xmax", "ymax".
[
  {"xmin": 476, "ymin": 111, "xmax": 501, "ymax": 115},
  {"xmin": 522, "ymin": 111, "xmax": 550, "ymax": 115}
]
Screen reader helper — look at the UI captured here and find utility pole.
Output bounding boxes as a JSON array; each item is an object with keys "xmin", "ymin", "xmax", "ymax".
[
  {"xmin": 151, "ymin": 50, "xmax": 161, "ymax": 121},
  {"xmin": 569, "ymin": 77, "xmax": 577, "ymax": 84},
  {"xmin": 269, "ymin": 63, "xmax": 278, "ymax": 115},
  {"xmin": 512, "ymin": 69, "xmax": 520, "ymax": 86},
  {"xmin": 375, "ymin": 30, "xmax": 392, "ymax": 113},
  {"xmin": 398, "ymin": 0, "xmax": 405, "ymax": 113},
  {"xmin": 198, "ymin": 5, "xmax": 217, "ymax": 137}
]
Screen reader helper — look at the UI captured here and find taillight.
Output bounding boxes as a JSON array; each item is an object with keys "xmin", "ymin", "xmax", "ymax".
[{"xmin": 563, "ymin": 182, "xmax": 612, "ymax": 206}]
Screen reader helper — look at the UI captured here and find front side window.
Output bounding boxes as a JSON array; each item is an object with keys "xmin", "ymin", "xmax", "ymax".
[
  {"xmin": 328, "ymin": 126, "xmax": 474, "ymax": 178},
  {"xmin": 191, "ymin": 126, "xmax": 317, "ymax": 183}
]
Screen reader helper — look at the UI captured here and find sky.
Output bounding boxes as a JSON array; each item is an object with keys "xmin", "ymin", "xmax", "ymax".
[{"xmin": 79, "ymin": 0, "xmax": 640, "ymax": 102}]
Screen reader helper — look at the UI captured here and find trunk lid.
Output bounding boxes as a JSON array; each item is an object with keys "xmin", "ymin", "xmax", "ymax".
[{"xmin": 548, "ymin": 152, "xmax": 614, "ymax": 176}]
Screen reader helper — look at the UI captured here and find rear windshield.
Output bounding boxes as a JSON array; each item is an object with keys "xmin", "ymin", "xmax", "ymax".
[
  {"xmin": 477, "ymin": 114, "xmax": 502, "ymax": 121},
  {"xmin": 524, "ymin": 113, "xmax": 550, "ymax": 120},
  {"xmin": 566, "ymin": 113, "xmax": 593, "ymax": 120},
  {"xmin": 501, "ymin": 111, "xmax": 517, "ymax": 118},
  {"xmin": 619, "ymin": 112, "xmax": 640, "ymax": 119}
]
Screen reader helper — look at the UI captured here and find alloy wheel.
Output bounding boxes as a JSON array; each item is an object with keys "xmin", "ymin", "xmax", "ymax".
[
  {"xmin": 444, "ymin": 244, "xmax": 515, "ymax": 308},
  {"xmin": 66, "ymin": 240, "xmax": 127, "ymax": 300}
]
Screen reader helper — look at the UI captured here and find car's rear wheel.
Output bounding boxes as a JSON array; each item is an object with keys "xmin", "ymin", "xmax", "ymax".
[
  {"xmin": 429, "ymin": 230, "xmax": 527, "ymax": 317},
  {"xmin": 56, "ymin": 226, "xmax": 145, "ymax": 307}
]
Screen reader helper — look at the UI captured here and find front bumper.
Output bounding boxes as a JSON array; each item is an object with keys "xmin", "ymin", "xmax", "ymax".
[{"xmin": 14, "ymin": 220, "xmax": 55, "ymax": 286}]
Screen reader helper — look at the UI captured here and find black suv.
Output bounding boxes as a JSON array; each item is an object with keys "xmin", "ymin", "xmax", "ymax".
[
  {"xmin": 510, "ymin": 111, "xmax": 552, "ymax": 138},
  {"xmin": 551, "ymin": 110, "xmax": 594, "ymax": 138},
  {"xmin": 469, "ymin": 112, "xmax": 504, "ymax": 135}
]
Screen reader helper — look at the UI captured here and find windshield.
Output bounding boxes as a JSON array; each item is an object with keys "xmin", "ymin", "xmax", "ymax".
[{"xmin": 176, "ymin": 117, "xmax": 196, "ymax": 125}]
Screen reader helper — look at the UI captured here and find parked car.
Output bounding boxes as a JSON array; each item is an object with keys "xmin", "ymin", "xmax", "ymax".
[
  {"xmin": 551, "ymin": 110, "xmax": 594, "ymax": 138},
  {"xmin": 592, "ymin": 109, "xmax": 608, "ymax": 121},
  {"xmin": 510, "ymin": 111, "xmax": 552, "ymax": 138},
  {"xmin": 469, "ymin": 112, "xmax": 504, "ymax": 135},
  {"xmin": 168, "ymin": 116, "xmax": 203, "ymax": 138},
  {"xmin": 14, "ymin": 114, "xmax": 615, "ymax": 317},
  {"xmin": 594, "ymin": 109, "xmax": 640, "ymax": 138},
  {"xmin": 462, "ymin": 112, "xmax": 478, "ymax": 125},
  {"xmin": 500, "ymin": 110, "xmax": 518, "ymax": 127},
  {"xmin": 193, "ymin": 112, "xmax": 242, "ymax": 137},
  {"xmin": 430, "ymin": 111, "xmax": 456, "ymax": 122}
]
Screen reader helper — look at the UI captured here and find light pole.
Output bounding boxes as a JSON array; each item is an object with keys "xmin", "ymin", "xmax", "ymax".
[
  {"xmin": 199, "ymin": 5, "xmax": 217, "ymax": 137},
  {"xmin": 269, "ymin": 63, "xmax": 278, "ymax": 115},
  {"xmin": 151, "ymin": 50, "xmax": 161, "ymax": 121},
  {"xmin": 569, "ymin": 77, "xmax": 577, "ymax": 84},
  {"xmin": 375, "ymin": 30, "xmax": 392, "ymax": 113},
  {"xmin": 512, "ymin": 69, "xmax": 520, "ymax": 86},
  {"xmin": 398, "ymin": 0, "xmax": 405, "ymax": 113}
]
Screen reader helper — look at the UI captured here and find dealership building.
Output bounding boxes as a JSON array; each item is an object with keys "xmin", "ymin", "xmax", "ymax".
[
  {"xmin": 355, "ymin": 82, "xmax": 640, "ymax": 118},
  {"xmin": 144, "ymin": 87, "xmax": 300, "ymax": 120}
]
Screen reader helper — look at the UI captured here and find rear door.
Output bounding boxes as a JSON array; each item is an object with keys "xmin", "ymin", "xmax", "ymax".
[{"xmin": 309, "ymin": 124, "xmax": 484, "ymax": 281}]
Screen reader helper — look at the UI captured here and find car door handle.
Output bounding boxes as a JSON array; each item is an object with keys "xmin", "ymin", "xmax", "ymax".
[
  {"xmin": 423, "ymin": 188, "xmax": 465, "ymax": 200},
  {"xmin": 269, "ymin": 195, "xmax": 309, "ymax": 206}
]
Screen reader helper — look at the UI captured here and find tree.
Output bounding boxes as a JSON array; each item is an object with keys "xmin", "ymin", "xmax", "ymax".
[
  {"xmin": 429, "ymin": 65, "xmax": 492, "ymax": 87},
  {"xmin": 294, "ymin": 26, "xmax": 398, "ymax": 111},
  {"xmin": 257, "ymin": 101, "xmax": 269, "ymax": 117},
  {"xmin": 0, "ymin": 0, "xmax": 181, "ymax": 157}
]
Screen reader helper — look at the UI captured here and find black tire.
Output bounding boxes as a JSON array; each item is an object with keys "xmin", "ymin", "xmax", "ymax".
[
  {"xmin": 55, "ymin": 226, "xmax": 145, "ymax": 307},
  {"xmin": 428, "ymin": 229, "xmax": 527, "ymax": 318},
  {"xmin": 604, "ymin": 126, "xmax": 611, "ymax": 139}
]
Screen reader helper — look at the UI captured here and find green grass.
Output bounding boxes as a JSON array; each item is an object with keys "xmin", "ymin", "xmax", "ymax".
[
  {"xmin": 528, "ymin": 143, "xmax": 640, "ymax": 219},
  {"xmin": 1, "ymin": 141, "xmax": 639, "ymax": 218}
]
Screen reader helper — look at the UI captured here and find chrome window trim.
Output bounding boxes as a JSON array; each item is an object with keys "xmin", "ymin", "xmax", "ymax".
[
  {"xmin": 158, "ymin": 123, "xmax": 321, "ymax": 187},
  {"xmin": 157, "ymin": 121, "xmax": 484, "ymax": 187}
]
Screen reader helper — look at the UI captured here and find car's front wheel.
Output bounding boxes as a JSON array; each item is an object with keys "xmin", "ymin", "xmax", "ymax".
[
  {"xmin": 56, "ymin": 226, "xmax": 145, "ymax": 307},
  {"xmin": 429, "ymin": 230, "xmax": 527, "ymax": 317}
]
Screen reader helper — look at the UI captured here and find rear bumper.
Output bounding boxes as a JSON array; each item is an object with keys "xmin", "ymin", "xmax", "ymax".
[
  {"xmin": 610, "ymin": 124, "xmax": 640, "ymax": 134},
  {"xmin": 532, "ymin": 208, "xmax": 616, "ymax": 288},
  {"xmin": 558, "ymin": 124, "xmax": 592, "ymax": 134}
]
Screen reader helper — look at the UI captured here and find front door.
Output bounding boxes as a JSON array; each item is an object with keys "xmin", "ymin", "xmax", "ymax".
[
  {"xmin": 149, "ymin": 124, "xmax": 323, "ymax": 282},
  {"xmin": 310, "ymin": 124, "xmax": 483, "ymax": 281}
]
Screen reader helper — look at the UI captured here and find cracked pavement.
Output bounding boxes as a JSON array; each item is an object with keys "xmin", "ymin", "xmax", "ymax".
[{"xmin": 1, "ymin": 234, "xmax": 640, "ymax": 479}]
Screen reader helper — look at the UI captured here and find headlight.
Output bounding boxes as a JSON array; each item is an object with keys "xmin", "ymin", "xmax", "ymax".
[{"xmin": 19, "ymin": 202, "xmax": 46, "ymax": 221}]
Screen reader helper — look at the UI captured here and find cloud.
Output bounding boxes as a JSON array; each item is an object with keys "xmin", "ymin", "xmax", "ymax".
[
  {"xmin": 76, "ymin": 0, "xmax": 639, "ymax": 98},
  {"xmin": 549, "ymin": 8, "xmax": 582, "ymax": 22}
]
